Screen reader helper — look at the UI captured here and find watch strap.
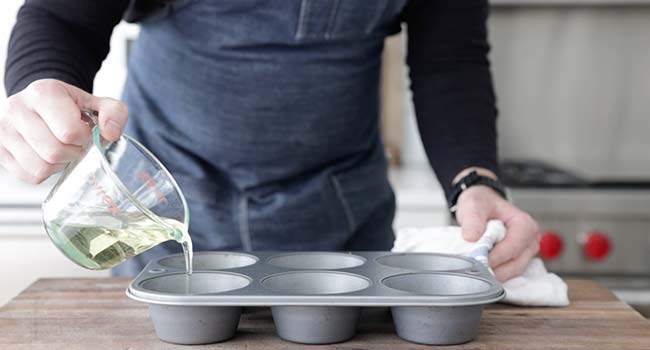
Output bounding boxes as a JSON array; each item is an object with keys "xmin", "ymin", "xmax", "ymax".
[{"xmin": 447, "ymin": 171, "xmax": 507, "ymax": 215}]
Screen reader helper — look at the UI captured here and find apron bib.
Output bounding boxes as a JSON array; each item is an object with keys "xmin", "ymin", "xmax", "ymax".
[{"xmin": 113, "ymin": 0, "xmax": 408, "ymax": 276}]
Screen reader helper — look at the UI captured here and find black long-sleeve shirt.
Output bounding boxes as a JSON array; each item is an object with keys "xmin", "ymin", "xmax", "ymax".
[{"xmin": 4, "ymin": 0, "xmax": 498, "ymax": 200}]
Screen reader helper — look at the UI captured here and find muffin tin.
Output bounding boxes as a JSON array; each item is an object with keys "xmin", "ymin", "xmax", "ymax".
[{"xmin": 126, "ymin": 251, "xmax": 504, "ymax": 345}]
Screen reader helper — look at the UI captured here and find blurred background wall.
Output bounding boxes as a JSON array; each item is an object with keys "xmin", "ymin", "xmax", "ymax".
[{"xmin": 399, "ymin": 5, "xmax": 650, "ymax": 179}]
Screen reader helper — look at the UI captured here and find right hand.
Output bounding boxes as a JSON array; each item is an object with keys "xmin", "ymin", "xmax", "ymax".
[{"xmin": 0, "ymin": 79, "xmax": 128, "ymax": 184}]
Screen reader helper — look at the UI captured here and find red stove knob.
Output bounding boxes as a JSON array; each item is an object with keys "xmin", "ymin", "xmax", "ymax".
[
  {"xmin": 582, "ymin": 231, "xmax": 611, "ymax": 260},
  {"xmin": 538, "ymin": 230, "xmax": 563, "ymax": 260}
]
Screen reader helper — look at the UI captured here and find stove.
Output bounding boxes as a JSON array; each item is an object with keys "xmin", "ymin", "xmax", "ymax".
[{"xmin": 502, "ymin": 160, "xmax": 650, "ymax": 316}]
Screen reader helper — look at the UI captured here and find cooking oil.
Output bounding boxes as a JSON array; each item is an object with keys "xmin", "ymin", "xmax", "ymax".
[{"xmin": 45, "ymin": 213, "xmax": 193, "ymax": 274}]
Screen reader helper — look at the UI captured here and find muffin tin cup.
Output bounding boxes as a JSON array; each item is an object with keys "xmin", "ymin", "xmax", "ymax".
[
  {"xmin": 382, "ymin": 272, "xmax": 494, "ymax": 345},
  {"xmin": 267, "ymin": 252, "xmax": 366, "ymax": 270},
  {"xmin": 149, "ymin": 304, "xmax": 241, "ymax": 345},
  {"xmin": 272, "ymin": 306, "xmax": 361, "ymax": 344},
  {"xmin": 158, "ymin": 252, "xmax": 258, "ymax": 270},
  {"xmin": 376, "ymin": 253, "xmax": 475, "ymax": 271},
  {"xmin": 127, "ymin": 251, "xmax": 504, "ymax": 345},
  {"xmin": 261, "ymin": 271, "xmax": 370, "ymax": 344},
  {"xmin": 136, "ymin": 272, "xmax": 251, "ymax": 344},
  {"xmin": 391, "ymin": 305, "xmax": 483, "ymax": 345},
  {"xmin": 261, "ymin": 271, "xmax": 371, "ymax": 295}
]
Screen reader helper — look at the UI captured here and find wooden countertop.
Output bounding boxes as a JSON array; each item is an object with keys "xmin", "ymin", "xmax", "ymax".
[{"xmin": 0, "ymin": 278, "xmax": 648, "ymax": 349}]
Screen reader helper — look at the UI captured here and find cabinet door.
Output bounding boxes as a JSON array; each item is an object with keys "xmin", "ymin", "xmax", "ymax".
[
  {"xmin": 0, "ymin": 207, "xmax": 108, "ymax": 305},
  {"xmin": 394, "ymin": 208, "xmax": 450, "ymax": 230}
]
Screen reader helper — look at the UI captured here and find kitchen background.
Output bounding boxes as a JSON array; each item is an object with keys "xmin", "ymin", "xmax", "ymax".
[{"xmin": 0, "ymin": 1, "xmax": 649, "ymax": 316}]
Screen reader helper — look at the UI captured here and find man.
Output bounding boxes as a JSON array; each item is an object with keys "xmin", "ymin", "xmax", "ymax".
[{"xmin": 1, "ymin": 0, "xmax": 539, "ymax": 280}]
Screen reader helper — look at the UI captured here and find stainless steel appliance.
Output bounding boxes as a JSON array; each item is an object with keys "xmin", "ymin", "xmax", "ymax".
[{"xmin": 502, "ymin": 160, "xmax": 650, "ymax": 317}]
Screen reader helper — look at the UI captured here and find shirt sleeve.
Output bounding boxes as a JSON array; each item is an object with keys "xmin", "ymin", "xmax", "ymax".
[
  {"xmin": 4, "ymin": 0, "xmax": 129, "ymax": 95},
  {"xmin": 403, "ymin": 0, "xmax": 499, "ymax": 200}
]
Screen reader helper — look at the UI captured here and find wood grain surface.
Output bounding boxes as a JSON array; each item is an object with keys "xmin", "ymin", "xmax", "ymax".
[{"xmin": 1, "ymin": 278, "xmax": 649, "ymax": 349}]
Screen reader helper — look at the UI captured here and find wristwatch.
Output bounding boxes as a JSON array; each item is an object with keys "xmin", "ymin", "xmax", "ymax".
[{"xmin": 447, "ymin": 171, "xmax": 508, "ymax": 217}]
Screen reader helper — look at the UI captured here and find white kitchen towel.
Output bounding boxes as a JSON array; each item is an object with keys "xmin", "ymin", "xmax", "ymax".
[{"xmin": 393, "ymin": 220, "xmax": 569, "ymax": 307}]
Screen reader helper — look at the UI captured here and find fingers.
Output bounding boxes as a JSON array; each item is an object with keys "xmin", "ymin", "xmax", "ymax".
[
  {"xmin": 452, "ymin": 185, "xmax": 540, "ymax": 281},
  {"xmin": 493, "ymin": 240, "xmax": 540, "ymax": 282},
  {"xmin": 23, "ymin": 80, "xmax": 91, "ymax": 146},
  {"xmin": 455, "ymin": 186, "xmax": 501, "ymax": 242},
  {"xmin": 24, "ymin": 79, "xmax": 129, "ymax": 145},
  {"xmin": 459, "ymin": 211, "xmax": 487, "ymax": 242},
  {"xmin": 0, "ymin": 79, "xmax": 128, "ymax": 184},
  {"xmin": 12, "ymin": 105, "xmax": 82, "ymax": 164},
  {"xmin": 62, "ymin": 83, "xmax": 128, "ymax": 141},
  {"xmin": 0, "ymin": 145, "xmax": 34, "ymax": 183},
  {"xmin": 94, "ymin": 96, "xmax": 128, "ymax": 141},
  {"xmin": 489, "ymin": 212, "xmax": 539, "ymax": 267},
  {"xmin": 0, "ymin": 127, "xmax": 66, "ymax": 184}
]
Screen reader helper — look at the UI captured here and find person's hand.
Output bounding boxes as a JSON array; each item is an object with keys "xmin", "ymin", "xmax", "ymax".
[
  {"xmin": 455, "ymin": 185, "xmax": 540, "ymax": 282},
  {"xmin": 0, "ymin": 79, "xmax": 128, "ymax": 184}
]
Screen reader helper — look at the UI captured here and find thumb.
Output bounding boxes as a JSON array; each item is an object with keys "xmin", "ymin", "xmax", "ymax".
[
  {"xmin": 459, "ymin": 212, "xmax": 487, "ymax": 242},
  {"xmin": 96, "ymin": 98, "xmax": 128, "ymax": 141},
  {"xmin": 63, "ymin": 83, "xmax": 128, "ymax": 142}
]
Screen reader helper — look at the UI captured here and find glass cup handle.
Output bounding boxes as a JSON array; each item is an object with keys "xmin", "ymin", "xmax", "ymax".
[
  {"xmin": 81, "ymin": 110, "xmax": 99, "ymax": 126},
  {"xmin": 80, "ymin": 110, "xmax": 112, "ymax": 149}
]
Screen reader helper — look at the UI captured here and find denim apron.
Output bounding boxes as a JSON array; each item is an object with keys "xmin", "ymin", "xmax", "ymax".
[{"xmin": 113, "ymin": 0, "xmax": 408, "ymax": 276}]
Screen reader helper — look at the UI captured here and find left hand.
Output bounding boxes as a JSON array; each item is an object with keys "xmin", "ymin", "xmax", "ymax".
[{"xmin": 455, "ymin": 185, "xmax": 540, "ymax": 282}]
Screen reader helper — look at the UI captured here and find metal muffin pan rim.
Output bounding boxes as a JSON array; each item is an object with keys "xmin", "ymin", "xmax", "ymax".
[
  {"xmin": 136, "ymin": 271, "xmax": 253, "ymax": 296},
  {"xmin": 260, "ymin": 270, "xmax": 373, "ymax": 295},
  {"xmin": 374, "ymin": 252, "xmax": 477, "ymax": 272},
  {"xmin": 132, "ymin": 270, "xmax": 498, "ymax": 301},
  {"xmin": 154, "ymin": 251, "xmax": 483, "ymax": 273},
  {"xmin": 125, "ymin": 287, "xmax": 506, "ymax": 307},
  {"xmin": 157, "ymin": 251, "xmax": 259, "ymax": 270},
  {"xmin": 265, "ymin": 251, "xmax": 367, "ymax": 269},
  {"xmin": 380, "ymin": 272, "xmax": 495, "ymax": 297},
  {"xmin": 127, "ymin": 251, "xmax": 504, "ymax": 307}
]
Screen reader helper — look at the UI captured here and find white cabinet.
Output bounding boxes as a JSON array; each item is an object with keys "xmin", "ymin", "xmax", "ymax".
[
  {"xmin": 0, "ymin": 174, "xmax": 108, "ymax": 306},
  {"xmin": 394, "ymin": 209, "xmax": 450, "ymax": 230},
  {"xmin": 0, "ymin": 15, "xmax": 136, "ymax": 305},
  {"xmin": 0, "ymin": 206, "xmax": 109, "ymax": 308},
  {"xmin": 390, "ymin": 167, "xmax": 451, "ymax": 230},
  {"xmin": 0, "ymin": 236, "xmax": 109, "ymax": 305}
]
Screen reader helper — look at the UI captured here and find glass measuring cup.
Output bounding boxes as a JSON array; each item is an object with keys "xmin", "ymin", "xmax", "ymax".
[{"xmin": 42, "ymin": 111, "xmax": 191, "ymax": 270}]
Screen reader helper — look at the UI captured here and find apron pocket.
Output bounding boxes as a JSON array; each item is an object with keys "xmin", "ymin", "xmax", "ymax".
[
  {"xmin": 296, "ymin": 0, "xmax": 402, "ymax": 40},
  {"xmin": 330, "ymin": 159, "xmax": 393, "ymax": 233},
  {"xmin": 244, "ymin": 173, "xmax": 353, "ymax": 250}
]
